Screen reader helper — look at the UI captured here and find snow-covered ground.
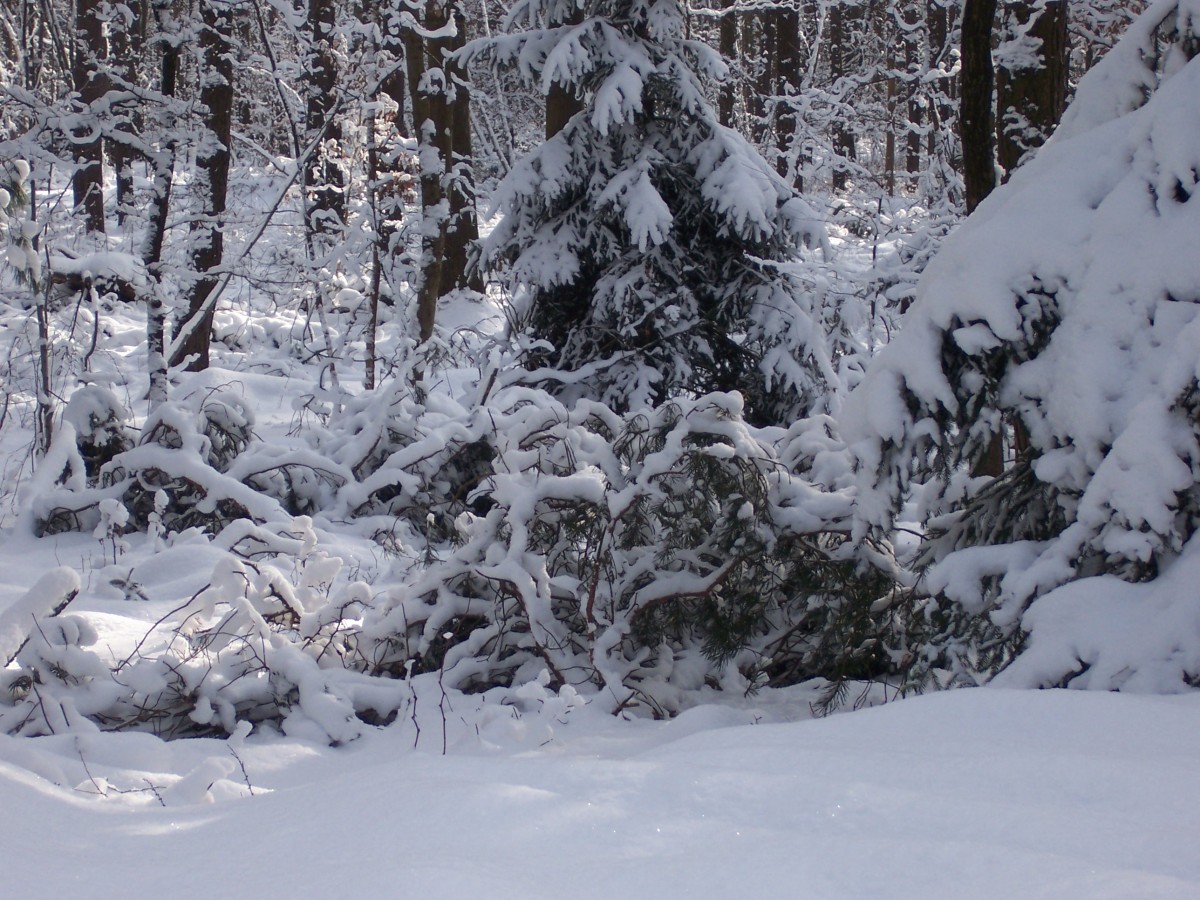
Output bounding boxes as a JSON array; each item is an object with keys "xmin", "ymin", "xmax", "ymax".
[{"xmin": 1, "ymin": 687, "xmax": 1195, "ymax": 898}]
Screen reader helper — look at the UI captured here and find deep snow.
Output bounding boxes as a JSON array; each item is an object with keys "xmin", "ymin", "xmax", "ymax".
[{"xmin": 0, "ymin": 687, "xmax": 1195, "ymax": 898}]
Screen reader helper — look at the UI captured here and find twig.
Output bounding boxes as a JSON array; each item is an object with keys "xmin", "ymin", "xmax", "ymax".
[
  {"xmin": 76, "ymin": 739, "xmax": 107, "ymax": 797},
  {"xmin": 227, "ymin": 743, "xmax": 255, "ymax": 797}
]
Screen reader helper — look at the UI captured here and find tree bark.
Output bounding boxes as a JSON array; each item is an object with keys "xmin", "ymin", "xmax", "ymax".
[
  {"xmin": 371, "ymin": 0, "xmax": 410, "ymax": 317},
  {"xmin": 904, "ymin": 0, "xmax": 923, "ymax": 178},
  {"xmin": 72, "ymin": 0, "xmax": 107, "ymax": 233},
  {"xmin": 305, "ymin": 0, "xmax": 345, "ymax": 247},
  {"xmin": 406, "ymin": 0, "xmax": 483, "ymax": 343},
  {"xmin": 829, "ymin": 1, "xmax": 858, "ymax": 191},
  {"xmin": 926, "ymin": 0, "xmax": 953, "ymax": 162},
  {"xmin": 144, "ymin": 0, "xmax": 180, "ymax": 409},
  {"xmin": 717, "ymin": 0, "xmax": 737, "ymax": 128},
  {"xmin": 775, "ymin": 3, "xmax": 802, "ymax": 188},
  {"xmin": 546, "ymin": 9, "xmax": 583, "ymax": 139},
  {"xmin": 106, "ymin": 0, "xmax": 141, "ymax": 225},
  {"xmin": 170, "ymin": 0, "xmax": 234, "ymax": 371},
  {"xmin": 959, "ymin": 0, "xmax": 998, "ymax": 214},
  {"xmin": 446, "ymin": 65, "xmax": 484, "ymax": 296},
  {"xmin": 750, "ymin": 8, "xmax": 775, "ymax": 145},
  {"xmin": 995, "ymin": 0, "xmax": 1068, "ymax": 179}
]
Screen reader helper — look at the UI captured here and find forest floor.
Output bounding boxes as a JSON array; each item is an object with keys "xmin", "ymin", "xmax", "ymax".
[{"xmin": 0, "ymin": 679, "xmax": 1195, "ymax": 897}]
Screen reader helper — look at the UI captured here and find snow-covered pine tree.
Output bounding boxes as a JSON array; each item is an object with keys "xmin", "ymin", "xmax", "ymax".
[
  {"xmin": 467, "ymin": 0, "xmax": 835, "ymax": 425},
  {"xmin": 841, "ymin": 0, "xmax": 1200, "ymax": 687}
]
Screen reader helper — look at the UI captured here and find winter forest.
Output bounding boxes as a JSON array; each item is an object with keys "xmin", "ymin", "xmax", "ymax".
[{"xmin": 1, "ymin": 0, "xmax": 1199, "ymax": 894}]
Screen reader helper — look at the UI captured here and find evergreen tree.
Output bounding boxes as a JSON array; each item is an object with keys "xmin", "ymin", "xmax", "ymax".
[
  {"xmin": 842, "ymin": 0, "xmax": 1200, "ymax": 684},
  {"xmin": 469, "ymin": 0, "xmax": 835, "ymax": 424}
]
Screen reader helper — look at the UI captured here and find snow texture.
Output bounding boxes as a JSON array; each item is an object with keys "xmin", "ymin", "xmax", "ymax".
[{"xmin": 0, "ymin": 688, "xmax": 1195, "ymax": 898}]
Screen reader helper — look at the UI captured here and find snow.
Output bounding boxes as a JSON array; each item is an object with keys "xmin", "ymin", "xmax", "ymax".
[
  {"xmin": 0, "ymin": 688, "xmax": 1195, "ymax": 897},
  {"xmin": 1, "ymin": 6, "xmax": 1197, "ymax": 892},
  {"xmin": 0, "ymin": 568, "xmax": 80, "ymax": 666},
  {"xmin": 997, "ymin": 530, "xmax": 1200, "ymax": 692}
]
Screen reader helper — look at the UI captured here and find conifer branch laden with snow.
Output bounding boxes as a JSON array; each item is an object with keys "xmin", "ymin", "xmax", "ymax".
[{"xmin": 842, "ymin": 0, "xmax": 1200, "ymax": 689}]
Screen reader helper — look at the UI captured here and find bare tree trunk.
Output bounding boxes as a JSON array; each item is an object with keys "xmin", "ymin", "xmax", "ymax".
[
  {"xmin": 996, "ymin": 0, "xmax": 1068, "ymax": 179},
  {"xmin": 406, "ymin": 0, "xmax": 482, "ymax": 343},
  {"xmin": 446, "ymin": 48, "xmax": 484, "ymax": 296},
  {"xmin": 142, "ymin": 35, "xmax": 177, "ymax": 272},
  {"xmin": 405, "ymin": 7, "xmax": 448, "ymax": 344},
  {"xmin": 170, "ymin": 0, "xmax": 233, "ymax": 371},
  {"xmin": 35, "ymin": 282, "xmax": 54, "ymax": 456},
  {"xmin": 750, "ymin": 9, "xmax": 774, "ymax": 145},
  {"xmin": 107, "ymin": 0, "xmax": 141, "ymax": 226},
  {"xmin": 143, "ymin": 1, "xmax": 180, "ymax": 410},
  {"xmin": 829, "ymin": 1, "xmax": 857, "ymax": 191},
  {"xmin": 717, "ymin": 0, "xmax": 737, "ymax": 128},
  {"xmin": 366, "ymin": 112, "xmax": 382, "ymax": 391},
  {"xmin": 926, "ymin": 0, "xmax": 952, "ymax": 162},
  {"xmin": 775, "ymin": 2, "xmax": 801, "ymax": 188},
  {"xmin": 959, "ymin": 0, "xmax": 997, "ymax": 214},
  {"xmin": 305, "ymin": 0, "xmax": 345, "ymax": 247},
  {"xmin": 904, "ymin": 0, "xmax": 923, "ymax": 179},
  {"xmin": 885, "ymin": 33, "xmax": 896, "ymax": 196},
  {"xmin": 72, "ymin": 0, "xmax": 107, "ymax": 233}
]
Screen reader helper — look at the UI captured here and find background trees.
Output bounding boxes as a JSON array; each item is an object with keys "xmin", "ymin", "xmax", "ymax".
[{"xmin": 0, "ymin": 0, "xmax": 1142, "ymax": 402}]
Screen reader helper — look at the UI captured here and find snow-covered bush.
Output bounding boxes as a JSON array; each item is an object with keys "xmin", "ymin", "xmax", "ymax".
[
  {"xmin": 35, "ymin": 388, "xmax": 280, "ymax": 536},
  {"xmin": 841, "ymin": 0, "xmax": 1200, "ymax": 687},
  {"xmin": 354, "ymin": 388, "xmax": 898, "ymax": 712},
  {"xmin": 319, "ymin": 377, "xmax": 495, "ymax": 543},
  {"xmin": 468, "ymin": 0, "xmax": 836, "ymax": 425},
  {"xmin": 0, "ymin": 520, "xmax": 409, "ymax": 742},
  {"xmin": 61, "ymin": 386, "xmax": 134, "ymax": 479}
]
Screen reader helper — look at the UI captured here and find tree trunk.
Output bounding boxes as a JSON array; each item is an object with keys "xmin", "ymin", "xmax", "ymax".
[
  {"xmin": 995, "ymin": 0, "xmax": 1068, "ymax": 179},
  {"xmin": 305, "ymin": 0, "xmax": 345, "ymax": 247},
  {"xmin": 106, "ymin": 0, "xmax": 141, "ymax": 226},
  {"xmin": 959, "ymin": 0, "xmax": 997, "ymax": 214},
  {"xmin": 406, "ymin": 0, "xmax": 483, "ymax": 343},
  {"xmin": 775, "ymin": 3, "xmax": 801, "ymax": 188},
  {"xmin": 72, "ymin": 0, "xmax": 107, "ymax": 233},
  {"xmin": 904, "ymin": 0, "xmax": 923, "ymax": 178},
  {"xmin": 885, "ymin": 29, "xmax": 896, "ymax": 196},
  {"xmin": 750, "ymin": 9, "xmax": 775, "ymax": 145},
  {"xmin": 546, "ymin": 9, "xmax": 583, "ymax": 139},
  {"xmin": 718, "ymin": 0, "xmax": 737, "ymax": 128},
  {"xmin": 144, "ymin": 3, "xmax": 180, "ymax": 409},
  {"xmin": 406, "ymin": 7, "xmax": 448, "ymax": 343},
  {"xmin": 372, "ymin": 0, "xmax": 410, "ymax": 315},
  {"xmin": 446, "ymin": 17, "xmax": 484, "ymax": 297},
  {"xmin": 170, "ymin": 0, "xmax": 234, "ymax": 371},
  {"xmin": 829, "ymin": 1, "xmax": 857, "ymax": 191},
  {"xmin": 926, "ymin": 0, "xmax": 952, "ymax": 162}
]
